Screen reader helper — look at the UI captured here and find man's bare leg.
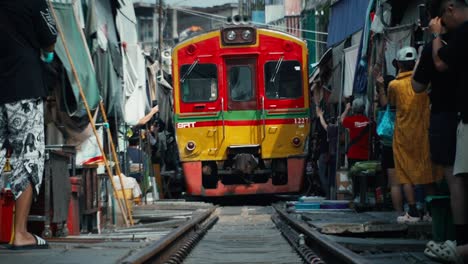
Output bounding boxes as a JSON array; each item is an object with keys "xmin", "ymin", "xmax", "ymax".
[
  {"xmin": 12, "ymin": 184, "xmax": 36, "ymax": 246},
  {"xmin": 446, "ymin": 169, "xmax": 468, "ymax": 245},
  {"xmin": 403, "ymin": 183, "xmax": 419, "ymax": 216},
  {"xmin": 388, "ymin": 169, "xmax": 403, "ymax": 213}
]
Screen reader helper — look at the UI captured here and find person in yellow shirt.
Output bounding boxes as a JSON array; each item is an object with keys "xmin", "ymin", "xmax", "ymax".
[{"xmin": 388, "ymin": 47, "xmax": 441, "ymax": 223}]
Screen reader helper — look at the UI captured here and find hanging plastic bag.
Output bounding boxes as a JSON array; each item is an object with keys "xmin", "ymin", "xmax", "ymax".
[{"xmin": 377, "ymin": 105, "xmax": 395, "ymax": 142}]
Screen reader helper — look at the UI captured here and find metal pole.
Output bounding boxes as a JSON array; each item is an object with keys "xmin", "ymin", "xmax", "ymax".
[
  {"xmin": 239, "ymin": 0, "xmax": 243, "ymax": 18},
  {"xmin": 334, "ymin": 53, "xmax": 346, "ymax": 200},
  {"xmin": 159, "ymin": 0, "xmax": 164, "ymax": 76}
]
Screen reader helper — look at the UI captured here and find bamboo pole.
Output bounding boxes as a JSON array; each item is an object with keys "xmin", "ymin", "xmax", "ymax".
[
  {"xmin": 99, "ymin": 101, "xmax": 134, "ymax": 225},
  {"xmin": 47, "ymin": 0, "xmax": 130, "ymax": 226}
]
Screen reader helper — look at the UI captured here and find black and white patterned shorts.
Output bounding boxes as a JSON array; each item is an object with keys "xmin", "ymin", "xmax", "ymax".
[{"xmin": 0, "ymin": 98, "xmax": 45, "ymax": 200}]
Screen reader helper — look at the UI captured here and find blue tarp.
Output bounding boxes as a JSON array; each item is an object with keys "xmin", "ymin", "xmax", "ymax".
[{"xmin": 327, "ymin": 0, "xmax": 369, "ymax": 47}]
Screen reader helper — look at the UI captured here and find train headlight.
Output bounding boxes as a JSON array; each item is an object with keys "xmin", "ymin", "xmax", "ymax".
[
  {"xmin": 222, "ymin": 27, "xmax": 256, "ymax": 46},
  {"xmin": 226, "ymin": 30, "xmax": 237, "ymax": 41},
  {"xmin": 292, "ymin": 137, "xmax": 301, "ymax": 147},
  {"xmin": 241, "ymin": 30, "xmax": 252, "ymax": 41},
  {"xmin": 186, "ymin": 141, "xmax": 196, "ymax": 152}
]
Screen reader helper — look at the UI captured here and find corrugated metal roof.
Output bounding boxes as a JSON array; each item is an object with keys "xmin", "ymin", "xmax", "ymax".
[{"xmin": 327, "ymin": 0, "xmax": 369, "ymax": 47}]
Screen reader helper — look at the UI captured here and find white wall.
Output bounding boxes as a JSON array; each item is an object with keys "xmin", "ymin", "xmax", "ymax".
[{"xmin": 265, "ymin": 5, "xmax": 285, "ymax": 24}]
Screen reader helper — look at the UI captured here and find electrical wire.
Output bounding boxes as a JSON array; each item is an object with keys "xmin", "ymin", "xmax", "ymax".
[
  {"xmin": 171, "ymin": 7, "xmax": 328, "ymax": 44},
  {"xmin": 170, "ymin": 6, "xmax": 328, "ymax": 36}
]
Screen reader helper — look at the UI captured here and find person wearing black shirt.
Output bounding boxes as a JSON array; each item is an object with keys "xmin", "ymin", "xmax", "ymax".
[
  {"xmin": 0, "ymin": 0, "xmax": 57, "ymax": 249},
  {"xmin": 417, "ymin": 0, "xmax": 468, "ymax": 262},
  {"xmin": 413, "ymin": 33, "xmax": 458, "ymax": 168},
  {"xmin": 315, "ymin": 116, "xmax": 336, "ymax": 198}
]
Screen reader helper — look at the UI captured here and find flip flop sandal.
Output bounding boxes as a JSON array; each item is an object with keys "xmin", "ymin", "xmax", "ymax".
[{"xmin": 9, "ymin": 235, "xmax": 49, "ymax": 250}]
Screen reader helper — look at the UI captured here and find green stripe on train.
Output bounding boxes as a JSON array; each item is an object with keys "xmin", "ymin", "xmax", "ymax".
[{"xmin": 175, "ymin": 109, "xmax": 310, "ymax": 122}]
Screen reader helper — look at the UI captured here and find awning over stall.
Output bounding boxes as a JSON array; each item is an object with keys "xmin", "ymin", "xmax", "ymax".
[
  {"xmin": 327, "ymin": 0, "xmax": 369, "ymax": 47},
  {"xmin": 53, "ymin": 2, "xmax": 100, "ymax": 117},
  {"xmin": 87, "ymin": 0, "xmax": 123, "ymax": 118}
]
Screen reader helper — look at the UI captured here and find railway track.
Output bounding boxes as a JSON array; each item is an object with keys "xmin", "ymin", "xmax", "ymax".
[
  {"xmin": 123, "ymin": 204, "xmax": 329, "ymax": 264},
  {"xmin": 183, "ymin": 206, "xmax": 304, "ymax": 264},
  {"xmin": 123, "ymin": 201, "xmax": 438, "ymax": 264}
]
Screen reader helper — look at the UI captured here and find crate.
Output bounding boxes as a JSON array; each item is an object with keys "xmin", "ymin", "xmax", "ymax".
[
  {"xmin": 294, "ymin": 202, "xmax": 321, "ymax": 210},
  {"xmin": 320, "ymin": 200, "xmax": 349, "ymax": 209}
]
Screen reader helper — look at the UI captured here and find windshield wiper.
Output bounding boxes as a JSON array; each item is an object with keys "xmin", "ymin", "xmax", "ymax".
[
  {"xmin": 270, "ymin": 56, "xmax": 284, "ymax": 83},
  {"xmin": 180, "ymin": 59, "xmax": 199, "ymax": 83}
]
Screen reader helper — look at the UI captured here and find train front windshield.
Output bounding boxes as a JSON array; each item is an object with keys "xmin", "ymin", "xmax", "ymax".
[
  {"xmin": 264, "ymin": 60, "xmax": 302, "ymax": 99},
  {"xmin": 229, "ymin": 66, "xmax": 254, "ymax": 102},
  {"xmin": 180, "ymin": 63, "xmax": 218, "ymax": 102}
]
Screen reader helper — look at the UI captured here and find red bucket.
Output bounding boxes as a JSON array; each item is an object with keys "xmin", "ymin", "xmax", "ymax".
[{"xmin": 0, "ymin": 190, "xmax": 15, "ymax": 243}]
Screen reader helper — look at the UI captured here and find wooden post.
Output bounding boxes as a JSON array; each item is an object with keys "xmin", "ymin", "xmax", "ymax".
[
  {"xmin": 153, "ymin": 164, "xmax": 164, "ymax": 199},
  {"xmin": 99, "ymin": 101, "xmax": 134, "ymax": 225}
]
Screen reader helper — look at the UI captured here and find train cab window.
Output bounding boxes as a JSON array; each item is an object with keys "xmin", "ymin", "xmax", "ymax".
[
  {"xmin": 264, "ymin": 60, "xmax": 302, "ymax": 99},
  {"xmin": 229, "ymin": 66, "xmax": 253, "ymax": 101},
  {"xmin": 180, "ymin": 63, "xmax": 218, "ymax": 102}
]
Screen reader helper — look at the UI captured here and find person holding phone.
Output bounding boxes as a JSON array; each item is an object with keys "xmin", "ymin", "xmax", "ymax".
[{"xmin": 419, "ymin": 1, "xmax": 468, "ymax": 262}]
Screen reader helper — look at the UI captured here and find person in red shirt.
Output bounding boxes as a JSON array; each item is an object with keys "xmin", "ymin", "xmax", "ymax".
[{"xmin": 341, "ymin": 98, "xmax": 370, "ymax": 168}]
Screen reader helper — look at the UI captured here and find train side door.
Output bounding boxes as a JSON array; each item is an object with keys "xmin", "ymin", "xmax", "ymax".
[{"xmin": 224, "ymin": 58, "xmax": 260, "ymax": 145}]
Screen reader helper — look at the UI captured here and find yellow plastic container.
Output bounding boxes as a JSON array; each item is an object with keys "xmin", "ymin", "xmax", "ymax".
[{"xmin": 116, "ymin": 189, "xmax": 133, "ymax": 213}]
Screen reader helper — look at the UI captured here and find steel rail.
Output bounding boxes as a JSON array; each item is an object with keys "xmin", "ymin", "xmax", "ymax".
[
  {"xmin": 164, "ymin": 216, "xmax": 219, "ymax": 264},
  {"xmin": 272, "ymin": 204, "xmax": 371, "ymax": 264},
  {"xmin": 272, "ymin": 214, "xmax": 325, "ymax": 264},
  {"xmin": 122, "ymin": 207, "xmax": 216, "ymax": 264}
]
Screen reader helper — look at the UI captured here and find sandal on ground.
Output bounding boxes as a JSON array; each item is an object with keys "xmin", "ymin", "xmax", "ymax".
[
  {"xmin": 9, "ymin": 234, "xmax": 49, "ymax": 250},
  {"xmin": 422, "ymin": 213, "xmax": 432, "ymax": 222},
  {"xmin": 396, "ymin": 212, "xmax": 421, "ymax": 224},
  {"xmin": 425, "ymin": 241, "xmax": 444, "ymax": 259},
  {"xmin": 425, "ymin": 240, "xmax": 463, "ymax": 264},
  {"xmin": 424, "ymin": 247, "xmax": 438, "ymax": 259}
]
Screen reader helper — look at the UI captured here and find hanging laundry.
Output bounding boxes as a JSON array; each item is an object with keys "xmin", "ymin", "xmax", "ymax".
[{"xmin": 383, "ymin": 25, "xmax": 414, "ymax": 76}]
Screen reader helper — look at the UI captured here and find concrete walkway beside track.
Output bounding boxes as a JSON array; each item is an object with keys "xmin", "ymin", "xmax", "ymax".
[{"xmin": 0, "ymin": 201, "xmax": 213, "ymax": 264}]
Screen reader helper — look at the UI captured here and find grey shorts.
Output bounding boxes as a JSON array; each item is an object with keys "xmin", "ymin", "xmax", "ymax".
[
  {"xmin": 454, "ymin": 121, "xmax": 468, "ymax": 176},
  {"xmin": 0, "ymin": 98, "xmax": 45, "ymax": 200}
]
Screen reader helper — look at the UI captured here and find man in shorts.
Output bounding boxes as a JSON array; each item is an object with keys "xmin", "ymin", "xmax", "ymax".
[
  {"xmin": 418, "ymin": 0, "xmax": 468, "ymax": 262},
  {"xmin": 0, "ymin": 0, "xmax": 57, "ymax": 249},
  {"xmin": 412, "ymin": 26, "xmax": 458, "ymax": 220}
]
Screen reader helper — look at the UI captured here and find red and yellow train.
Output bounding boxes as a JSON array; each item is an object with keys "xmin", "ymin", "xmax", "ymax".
[{"xmin": 172, "ymin": 24, "xmax": 310, "ymax": 196}]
